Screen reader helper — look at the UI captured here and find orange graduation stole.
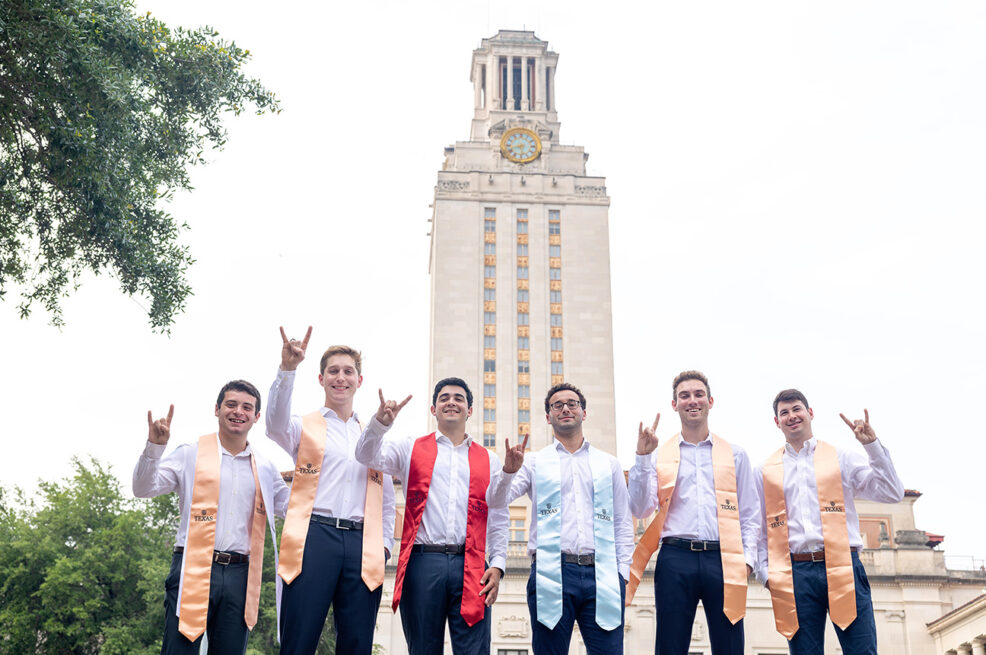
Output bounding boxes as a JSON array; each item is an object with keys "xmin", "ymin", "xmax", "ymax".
[
  {"xmin": 392, "ymin": 434, "xmax": 491, "ymax": 626},
  {"xmin": 762, "ymin": 440, "xmax": 856, "ymax": 639},
  {"xmin": 626, "ymin": 434, "xmax": 747, "ymax": 624},
  {"xmin": 178, "ymin": 433, "xmax": 267, "ymax": 640},
  {"xmin": 278, "ymin": 412, "xmax": 385, "ymax": 590}
]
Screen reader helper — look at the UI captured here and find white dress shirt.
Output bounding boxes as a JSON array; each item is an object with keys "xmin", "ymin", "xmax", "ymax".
[
  {"xmin": 266, "ymin": 368, "xmax": 396, "ymax": 553},
  {"xmin": 487, "ymin": 438, "xmax": 634, "ymax": 579},
  {"xmin": 132, "ymin": 438, "xmax": 290, "ymax": 554},
  {"xmin": 628, "ymin": 434, "xmax": 761, "ymax": 569},
  {"xmin": 355, "ymin": 417, "xmax": 509, "ymax": 571},
  {"xmin": 753, "ymin": 437, "xmax": 904, "ymax": 582}
]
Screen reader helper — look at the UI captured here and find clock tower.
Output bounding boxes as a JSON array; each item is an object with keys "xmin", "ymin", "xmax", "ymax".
[{"xmin": 428, "ymin": 29, "xmax": 617, "ymax": 457}]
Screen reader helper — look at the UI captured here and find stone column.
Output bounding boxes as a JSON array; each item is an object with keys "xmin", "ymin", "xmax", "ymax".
[
  {"xmin": 958, "ymin": 644, "xmax": 973, "ymax": 655},
  {"xmin": 506, "ymin": 55, "xmax": 515, "ymax": 110},
  {"xmin": 487, "ymin": 54, "xmax": 496, "ymax": 110},
  {"xmin": 521, "ymin": 55, "xmax": 529, "ymax": 110},
  {"xmin": 535, "ymin": 56, "xmax": 545, "ymax": 111},
  {"xmin": 473, "ymin": 62, "xmax": 482, "ymax": 109},
  {"xmin": 971, "ymin": 639, "xmax": 985, "ymax": 655}
]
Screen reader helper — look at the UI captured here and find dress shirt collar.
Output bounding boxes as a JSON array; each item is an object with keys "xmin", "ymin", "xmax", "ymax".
[
  {"xmin": 435, "ymin": 431, "xmax": 474, "ymax": 448},
  {"xmin": 552, "ymin": 436, "xmax": 590, "ymax": 455},
  {"xmin": 676, "ymin": 432, "xmax": 713, "ymax": 447},
  {"xmin": 319, "ymin": 407, "xmax": 360, "ymax": 424},
  {"xmin": 219, "ymin": 441, "xmax": 254, "ymax": 459},
  {"xmin": 783, "ymin": 436, "xmax": 816, "ymax": 457}
]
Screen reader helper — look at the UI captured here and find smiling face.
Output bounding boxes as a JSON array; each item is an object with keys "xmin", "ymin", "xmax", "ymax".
[
  {"xmin": 215, "ymin": 390, "xmax": 260, "ymax": 438},
  {"xmin": 546, "ymin": 388, "xmax": 586, "ymax": 438},
  {"xmin": 775, "ymin": 400, "xmax": 814, "ymax": 441},
  {"xmin": 430, "ymin": 384, "xmax": 472, "ymax": 432},
  {"xmin": 672, "ymin": 378, "xmax": 713, "ymax": 428},
  {"xmin": 319, "ymin": 354, "xmax": 362, "ymax": 410}
]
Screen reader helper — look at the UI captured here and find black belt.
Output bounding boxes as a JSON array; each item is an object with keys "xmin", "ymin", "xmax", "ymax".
[
  {"xmin": 411, "ymin": 544, "xmax": 466, "ymax": 555},
  {"xmin": 311, "ymin": 514, "xmax": 364, "ymax": 531},
  {"xmin": 533, "ymin": 552, "xmax": 596, "ymax": 566},
  {"xmin": 173, "ymin": 546, "xmax": 248, "ymax": 565},
  {"xmin": 662, "ymin": 537, "xmax": 720, "ymax": 552},
  {"xmin": 791, "ymin": 547, "xmax": 860, "ymax": 562}
]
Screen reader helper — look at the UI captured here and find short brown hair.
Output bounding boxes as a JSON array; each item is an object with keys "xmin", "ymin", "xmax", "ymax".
[
  {"xmin": 672, "ymin": 370, "xmax": 710, "ymax": 400},
  {"xmin": 544, "ymin": 382, "xmax": 587, "ymax": 414},
  {"xmin": 773, "ymin": 389, "xmax": 810, "ymax": 416},
  {"xmin": 216, "ymin": 380, "xmax": 261, "ymax": 414},
  {"xmin": 320, "ymin": 345, "xmax": 362, "ymax": 376}
]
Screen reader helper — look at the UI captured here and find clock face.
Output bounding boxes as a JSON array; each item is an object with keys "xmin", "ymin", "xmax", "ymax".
[{"xmin": 500, "ymin": 128, "xmax": 541, "ymax": 163}]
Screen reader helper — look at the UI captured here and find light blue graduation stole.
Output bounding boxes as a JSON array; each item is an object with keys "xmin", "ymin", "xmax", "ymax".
[{"xmin": 535, "ymin": 443, "xmax": 621, "ymax": 630}]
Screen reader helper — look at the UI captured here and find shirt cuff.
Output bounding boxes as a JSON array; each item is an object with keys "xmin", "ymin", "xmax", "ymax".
[
  {"xmin": 489, "ymin": 555, "xmax": 507, "ymax": 571},
  {"xmin": 634, "ymin": 452, "xmax": 654, "ymax": 466},
  {"xmin": 863, "ymin": 439, "xmax": 887, "ymax": 458},
  {"xmin": 276, "ymin": 367, "xmax": 296, "ymax": 380},
  {"xmin": 619, "ymin": 563, "xmax": 630, "ymax": 580},
  {"xmin": 142, "ymin": 441, "xmax": 167, "ymax": 459},
  {"xmin": 367, "ymin": 415, "xmax": 391, "ymax": 436}
]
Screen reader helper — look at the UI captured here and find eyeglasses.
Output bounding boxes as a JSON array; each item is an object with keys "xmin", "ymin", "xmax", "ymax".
[{"xmin": 549, "ymin": 399, "xmax": 582, "ymax": 412}]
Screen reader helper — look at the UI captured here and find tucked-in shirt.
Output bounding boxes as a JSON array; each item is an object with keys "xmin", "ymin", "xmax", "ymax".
[
  {"xmin": 753, "ymin": 437, "xmax": 904, "ymax": 582},
  {"xmin": 486, "ymin": 438, "xmax": 635, "ymax": 579},
  {"xmin": 355, "ymin": 417, "xmax": 509, "ymax": 571},
  {"xmin": 628, "ymin": 433, "xmax": 761, "ymax": 569},
  {"xmin": 132, "ymin": 439, "xmax": 290, "ymax": 554},
  {"xmin": 266, "ymin": 368, "xmax": 396, "ymax": 553}
]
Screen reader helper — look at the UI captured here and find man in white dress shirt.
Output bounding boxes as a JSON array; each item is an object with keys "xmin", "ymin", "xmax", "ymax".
[
  {"xmin": 356, "ymin": 378, "xmax": 508, "ymax": 655},
  {"xmin": 266, "ymin": 327, "xmax": 396, "ymax": 655},
  {"xmin": 628, "ymin": 370, "xmax": 760, "ymax": 655},
  {"xmin": 489, "ymin": 382, "xmax": 634, "ymax": 655},
  {"xmin": 134, "ymin": 380, "xmax": 290, "ymax": 655},
  {"xmin": 755, "ymin": 389, "xmax": 904, "ymax": 655}
]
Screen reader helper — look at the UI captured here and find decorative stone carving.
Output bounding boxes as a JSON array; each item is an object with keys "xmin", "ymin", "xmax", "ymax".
[
  {"xmin": 691, "ymin": 621, "xmax": 707, "ymax": 641},
  {"xmin": 575, "ymin": 185, "xmax": 607, "ymax": 197},
  {"xmin": 497, "ymin": 615, "xmax": 530, "ymax": 638},
  {"xmin": 436, "ymin": 180, "xmax": 470, "ymax": 192},
  {"xmin": 896, "ymin": 529, "xmax": 929, "ymax": 549}
]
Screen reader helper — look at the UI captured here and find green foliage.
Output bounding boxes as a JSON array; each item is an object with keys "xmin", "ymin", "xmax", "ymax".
[
  {"xmin": 0, "ymin": 0, "xmax": 279, "ymax": 329},
  {"xmin": 0, "ymin": 458, "xmax": 178, "ymax": 653},
  {"xmin": 0, "ymin": 460, "xmax": 344, "ymax": 654}
]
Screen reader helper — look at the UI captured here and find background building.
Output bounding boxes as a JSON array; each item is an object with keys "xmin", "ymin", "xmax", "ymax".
[{"xmin": 371, "ymin": 31, "xmax": 986, "ymax": 655}]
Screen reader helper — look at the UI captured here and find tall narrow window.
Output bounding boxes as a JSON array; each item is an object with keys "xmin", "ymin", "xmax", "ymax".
[{"xmin": 483, "ymin": 207, "xmax": 497, "ymax": 449}]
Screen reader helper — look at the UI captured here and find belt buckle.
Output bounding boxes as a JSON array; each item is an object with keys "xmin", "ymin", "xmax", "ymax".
[
  {"xmin": 445, "ymin": 545, "xmax": 457, "ymax": 555},
  {"xmin": 334, "ymin": 518, "xmax": 350, "ymax": 530},
  {"xmin": 690, "ymin": 540, "xmax": 705, "ymax": 552},
  {"xmin": 214, "ymin": 551, "xmax": 232, "ymax": 565},
  {"xmin": 810, "ymin": 550, "xmax": 824, "ymax": 562},
  {"xmin": 578, "ymin": 554, "xmax": 593, "ymax": 566}
]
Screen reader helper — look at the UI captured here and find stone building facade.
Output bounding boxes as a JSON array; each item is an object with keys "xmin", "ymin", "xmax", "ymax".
[{"xmin": 370, "ymin": 31, "xmax": 986, "ymax": 655}]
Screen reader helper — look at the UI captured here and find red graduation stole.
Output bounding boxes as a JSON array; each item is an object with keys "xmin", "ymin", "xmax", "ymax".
[{"xmin": 392, "ymin": 433, "xmax": 490, "ymax": 626}]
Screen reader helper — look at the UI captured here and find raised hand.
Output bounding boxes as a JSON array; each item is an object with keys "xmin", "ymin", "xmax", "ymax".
[
  {"xmin": 279, "ymin": 325, "xmax": 312, "ymax": 371},
  {"xmin": 147, "ymin": 404, "xmax": 174, "ymax": 445},
  {"xmin": 503, "ymin": 433, "xmax": 528, "ymax": 473},
  {"xmin": 375, "ymin": 389, "xmax": 412, "ymax": 426},
  {"xmin": 636, "ymin": 412, "xmax": 661, "ymax": 455},
  {"xmin": 839, "ymin": 408, "xmax": 877, "ymax": 445}
]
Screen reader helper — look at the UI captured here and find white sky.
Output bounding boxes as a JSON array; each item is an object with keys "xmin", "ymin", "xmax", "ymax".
[{"xmin": 2, "ymin": 1, "xmax": 984, "ymax": 560}]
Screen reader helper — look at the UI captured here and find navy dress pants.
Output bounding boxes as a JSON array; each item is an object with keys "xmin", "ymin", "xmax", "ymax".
[
  {"xmin": 788, "ymin": 552, "xmax": 877, "ymax": 655},
  {"xmin": 398, "ymin": 551, "xmax": 491, "ymax": 655},
  {"xmin": 526, "ymin": 561, "xmax": 626, "ymax": 655},
  {"xmin": 279, "ymin": 521, "xmax": 383, "ymax": 655},
  {"xmin": 161, "ymin": 551, "xmax": 250, "ymax": 655},
  {"xmin": 653, "ymin": 545, "xmax": 744, "ymax": 655}
]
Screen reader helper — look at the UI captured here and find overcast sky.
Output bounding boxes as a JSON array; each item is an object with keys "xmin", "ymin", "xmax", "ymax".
[{"xmin": 2, "ymin": 1, "xmax": 984, "ymax": 561}]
